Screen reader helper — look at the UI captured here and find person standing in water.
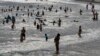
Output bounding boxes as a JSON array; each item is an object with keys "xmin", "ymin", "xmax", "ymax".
[
  {"xmin": 45, "ymin": 33, "xmax": 48, "ymax": 41},
  {"xmin": 86, "ymin": 4, "xmax": 88, "ymax": 10},
  {"xmin": 78, "ymin": 25, "xmax": 82, "ymax": 38},
  {"xmin": 58, "ymin": 18, "xmax": 61, "ymax": 27},
  {"xmin": 20, "ymin": 27, "xmax": 26, "ymax": 42},
  {"xmin": 54, "ymin": 33, "xmax": 60, "ymax": 54}
]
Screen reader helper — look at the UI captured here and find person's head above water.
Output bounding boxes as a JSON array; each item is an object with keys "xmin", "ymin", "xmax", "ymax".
[{"xmin": 22, "ymin": 27, "xmax": 25, "ymax": 29}]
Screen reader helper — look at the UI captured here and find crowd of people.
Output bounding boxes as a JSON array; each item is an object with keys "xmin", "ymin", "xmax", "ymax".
[{"xmin": 0, "ymin": 2, "xmax": 99, "ymax": 54}]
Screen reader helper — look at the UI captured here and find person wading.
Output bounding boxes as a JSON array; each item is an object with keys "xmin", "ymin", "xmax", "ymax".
[
  {"xmin": 54, "ymin": 33, "xmax": 60, "ymax": 54},
  {"xmin": 78, "ymin": 25, "xmax": 82, "ymax": 38},
  {"xmin": 20, "ymin": 27, "xmax": 26, "ymax": 42}
]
